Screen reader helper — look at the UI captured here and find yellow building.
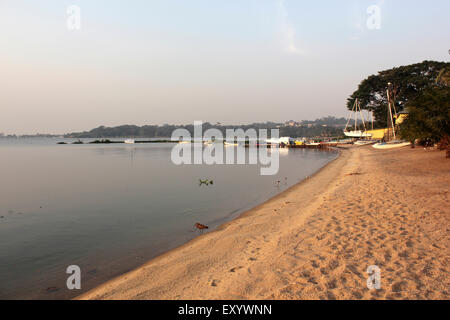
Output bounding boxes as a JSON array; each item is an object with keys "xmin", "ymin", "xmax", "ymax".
[
  {"xmin": 367, "ymin": 128, "xmax": 388, "ymax": 139},
  {"xmin": 366, "ymin": 109, "xmax": 409, "ymax": 140}
]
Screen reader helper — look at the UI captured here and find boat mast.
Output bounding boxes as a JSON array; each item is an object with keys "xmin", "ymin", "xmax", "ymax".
[
  {"xmin": 357, "ymin": 100, "xmax": 367, "ymax": 133},
  {"xmin": 371, "ymin": 111, "xmax": 374, "ymax": 131},
  {"xmin": 345, "ymin": 98, "xmax": 357, "ymax": 133},
  {"xmin": 386, "ymin": 83, "xmax": 396, "ymax": 140}
]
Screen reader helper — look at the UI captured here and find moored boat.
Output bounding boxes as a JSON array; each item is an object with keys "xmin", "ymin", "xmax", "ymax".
[
  {"xmin": 372, "ymin": 83, "xmax": 410, "ymax": 150},
  {"xmin": 344, "ymin": 131, "xmax": 372, "ymax": 138},
  {"xmin": 373, "ymin": 141, "xmax": 411, "ymax": 149},
  {"xmin": 343, "ymin": 98, "xmax": 372, "ymax": 138},
  {"xmin": 355, "ymin": 139, "xmax": 378, "ymax": 146}
]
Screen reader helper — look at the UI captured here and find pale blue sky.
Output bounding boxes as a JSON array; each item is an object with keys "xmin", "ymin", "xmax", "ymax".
[{"xmin": 1, "ymin": 0, "xmax": 449, "ymax": 134}]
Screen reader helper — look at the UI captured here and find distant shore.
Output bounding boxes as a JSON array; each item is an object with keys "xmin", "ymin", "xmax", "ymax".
[{"xmin": 79, "ymin": 146, "xmax": 449, "ymax": 300}]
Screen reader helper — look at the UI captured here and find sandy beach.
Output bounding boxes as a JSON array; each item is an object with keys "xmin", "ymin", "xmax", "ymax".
[{"xmin": 79, "ymin": 146, "xmax": 449, "ymax": 300}]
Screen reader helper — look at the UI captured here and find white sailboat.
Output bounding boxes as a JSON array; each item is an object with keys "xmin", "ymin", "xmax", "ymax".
[
  {"xmin": 373, "ymin": 141, "xmax": 411, "ymax": 149},
  {"xmin": 373, "ymin": 83, "xmax": 410, "ymax": 149},
  {"xmin": 344, "ymin": 130, "xmax": 372, "ymax": 138},
  {"xmin": 344, "ymin": 98, "xmax": 372, "ymax": 138}
]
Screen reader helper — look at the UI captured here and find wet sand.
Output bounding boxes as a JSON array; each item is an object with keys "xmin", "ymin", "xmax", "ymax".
[{"xmin": 79, "ymin": 146, "xmax": 449, "ymax": 300}]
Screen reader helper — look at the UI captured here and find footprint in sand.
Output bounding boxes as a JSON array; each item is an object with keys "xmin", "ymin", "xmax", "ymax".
[
  {"xmin": 391, "ymin": 281, "xmax": 407, "ymax": 292},
  {"xmin": 328, "ymin": 260, "xmax": 340, "ymax": 270},
  {"xmin": 326, "ymin": 291, "xmax": 337, "ymax": 300},
  {"xmin": 347, "ymin": 264, "xmax": 364, "ymax": 279},
  {"xmin": 326, "ymin": 279, "xmax": 338, "ymax": 290},
  {"xmin": 320, "ymin": 268, "xmax": 328, "ymax": 275},
  {"xmin": 250, "ymin": 248, "xmax": 261, "ymax": 254},
  {"xmin": 421, "ymin": 264, "xmax": 434, "ymax": 277},
  {"xmin": 316, "ymin": 233, "xmax": 326, "ymax": 241},
  {"xmin": 211, "ymin": 279, "xmax": 220, "ymax": 287},
  {"xmin": 377, "ymin": 234, "xmax": 387, "ymax": 240},
  {"xmin": 300, "ymin": 270, "xmax": 311, "ymax": 278},
  {"xmin": 317, "ymin": 255, "xmax": 326, "ymax": 261},
  {"xmin": 229, "ymin": 266, "xmax": 243, "ymax": 273}
]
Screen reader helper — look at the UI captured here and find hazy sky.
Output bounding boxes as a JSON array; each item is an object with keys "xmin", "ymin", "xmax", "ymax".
[{"xmin": 1, "ymin": 0, "xmax": 449, "ymax": 134}]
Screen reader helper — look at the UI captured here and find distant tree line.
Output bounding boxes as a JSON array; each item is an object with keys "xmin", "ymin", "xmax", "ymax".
[{"xmin": 64, "ymin": 117, "xmax": 348, "ymax": 139}]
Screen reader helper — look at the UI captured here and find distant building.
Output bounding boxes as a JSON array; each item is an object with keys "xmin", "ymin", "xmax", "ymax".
[
  {"xmin": 367, "ymin": 128, "xmax": 389, "ymax": 140},
  {"xmin": 285, "ymin": 120, "xmax": 297, "ymax": 127}
]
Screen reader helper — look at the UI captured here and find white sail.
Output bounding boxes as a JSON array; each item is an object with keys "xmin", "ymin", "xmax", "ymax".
[
  {"xmin": 343, "ymin": 98, "xmax": 371, "ymax": 138},
  {"xmin": 344, "ymin": 130, "xmax": 372, "ymax": 138}
]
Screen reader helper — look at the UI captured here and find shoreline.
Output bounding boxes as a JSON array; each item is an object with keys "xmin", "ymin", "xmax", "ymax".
[
  {"xmin": 79, "ymin": 146, "xmax": 449, "ymax": 300},
  {"xmin": 78, "ymin": 147, "xmax": 347, "ymax": 300}
]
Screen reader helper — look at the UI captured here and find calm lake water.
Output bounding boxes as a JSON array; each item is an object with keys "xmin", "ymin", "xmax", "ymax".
[{"xmin": 0, "ymin": 137, "xmax": 338, "ymax": 299}]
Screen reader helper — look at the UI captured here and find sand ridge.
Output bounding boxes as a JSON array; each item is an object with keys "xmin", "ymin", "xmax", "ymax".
[{"xmin": 79, "ymin": 146, "xmax": 449, "ymax": 300}]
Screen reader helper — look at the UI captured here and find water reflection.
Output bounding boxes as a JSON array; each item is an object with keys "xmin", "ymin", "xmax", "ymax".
[{"xmin": 0, "ymin": 139, "xmax": 337, "ymax": 299}]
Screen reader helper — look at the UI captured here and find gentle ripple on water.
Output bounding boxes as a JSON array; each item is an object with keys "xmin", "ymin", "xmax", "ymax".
[{"xmin": 0, "ymin": 138, "xmax": 338, "ymax": 299}]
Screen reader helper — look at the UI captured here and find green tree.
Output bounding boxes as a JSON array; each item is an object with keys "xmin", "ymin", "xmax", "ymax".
[
  {"xmin": 399, "ymin": 86, "xmax": 450, "ymax": 149},
  {"xmin": 348, "ymin": 61, "xmax": 449, "ymax": 128}
]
